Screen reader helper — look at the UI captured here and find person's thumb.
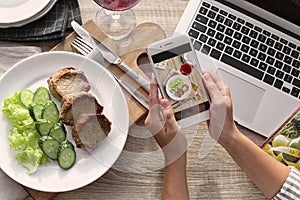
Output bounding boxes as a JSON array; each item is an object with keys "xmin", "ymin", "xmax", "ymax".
[{"xmin": 161, "ymin": 99, "xmax": 179, "ymax": 132}]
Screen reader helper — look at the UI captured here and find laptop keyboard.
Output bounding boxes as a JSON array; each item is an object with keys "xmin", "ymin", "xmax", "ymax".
[{"xmin": 188, "ymin": 1, "xmax": 300, "ymax": 100}]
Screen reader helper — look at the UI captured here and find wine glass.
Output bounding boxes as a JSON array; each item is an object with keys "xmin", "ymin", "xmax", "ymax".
[{"xmin": 94, "ymin": 0, "xmax": 141, "ymax": 40}]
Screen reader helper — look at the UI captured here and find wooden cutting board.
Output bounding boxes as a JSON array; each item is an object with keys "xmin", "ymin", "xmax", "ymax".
[{"xmin": 24, "ymin": 20, "xmax": 166, "ymax": 199}]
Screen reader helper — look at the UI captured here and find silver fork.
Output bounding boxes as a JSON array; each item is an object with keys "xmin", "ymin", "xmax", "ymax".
[{"xmin": 71, "ymin": 36, "xmax": 149, "ymax": 109}]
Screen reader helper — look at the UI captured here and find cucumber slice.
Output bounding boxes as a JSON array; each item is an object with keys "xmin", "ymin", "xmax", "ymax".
[
  {"xmin": 49, "ymin": 123, "xmax": 66, "ymax": 143},
  {"xmin": 29, "ymin": 103, "xmax": 44, "ymax": 121},
  {"xmin": 33, "ymin": 86, "xmax": 50, "ymax": 105},
  {"xmin": 35, "ymin": 119, "xmax": 54, "ymax": 136},
  {"xmin": 42, "ymin": 101, "xmax": 59, "ymax": 123},
  {"xmin": 58, "ymin": 141, "xmax": 76, "ymax": 169},
  {"xmin": 19, "ymin": 90, "xmax": 34, "ymax": 108},
  {"xmin": 39, "ymin": 136, "xmax": 60, "ymax": 160}
]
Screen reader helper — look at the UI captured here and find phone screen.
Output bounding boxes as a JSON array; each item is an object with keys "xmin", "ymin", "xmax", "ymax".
[{"xmin": 150, "ymin": 42, "xmax": 210, "ymax": 121}]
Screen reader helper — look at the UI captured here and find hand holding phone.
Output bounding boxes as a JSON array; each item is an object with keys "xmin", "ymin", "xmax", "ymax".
[{"xmin": 147, "ymin": 33, "xmax": 210, "ymax": 128}]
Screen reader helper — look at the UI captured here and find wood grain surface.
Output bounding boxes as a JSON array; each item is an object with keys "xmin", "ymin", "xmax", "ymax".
[{"xmin": 6, "ymin": 0, "xmax": 269, "ymax": 199}]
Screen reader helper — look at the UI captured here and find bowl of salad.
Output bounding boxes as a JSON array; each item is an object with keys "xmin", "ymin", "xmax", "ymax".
[{"xmin": 166, "ymin": 75, "xmax": 191, "ymax": 101}]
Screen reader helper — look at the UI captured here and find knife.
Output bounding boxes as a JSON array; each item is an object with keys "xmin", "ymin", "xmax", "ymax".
[{"xmin": 71, "ymin": 21, "xmax": 150, "ymax": 93}]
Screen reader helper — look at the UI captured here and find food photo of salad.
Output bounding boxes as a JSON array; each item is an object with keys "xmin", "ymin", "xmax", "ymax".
[{"xmin": 262, "ymin": 108, "xmax": 300, "ymax": 170}]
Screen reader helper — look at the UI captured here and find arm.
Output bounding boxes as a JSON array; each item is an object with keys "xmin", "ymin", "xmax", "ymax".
[
  {"xmin": 145, "ymin": 74, "xmax": 189, "ymax": 200},
  {"xmin": 202, "ymin": 71, "xmax": 290, "ymax": 199}
]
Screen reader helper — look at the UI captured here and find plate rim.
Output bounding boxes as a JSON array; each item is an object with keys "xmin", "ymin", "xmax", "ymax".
[{"xmin": 0, "ymin": 51, "xmax": 129, "ymax": 192}]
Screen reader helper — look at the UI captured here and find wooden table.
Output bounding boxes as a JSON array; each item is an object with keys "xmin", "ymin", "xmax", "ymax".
[{"xmin": 3, "ymin": 0, "xmax": 268, "ymax": 199}]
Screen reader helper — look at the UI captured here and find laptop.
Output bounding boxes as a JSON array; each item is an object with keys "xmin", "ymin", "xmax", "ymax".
[{"xmin": 175, "ymin": 0, "xmax": 300, "ymax": 137}]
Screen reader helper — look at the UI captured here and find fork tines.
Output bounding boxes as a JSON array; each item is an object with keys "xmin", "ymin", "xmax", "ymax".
[{"xmin": 71, "ymin": 37, "xmax": 94, "ymax": 56}]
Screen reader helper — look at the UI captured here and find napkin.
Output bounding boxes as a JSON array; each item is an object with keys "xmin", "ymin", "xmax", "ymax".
[
  {"xmin": 0, "ymin": 0, "xmax": 82, "ymax": 41},
  {"xmin": 0, "ymin": 46, "xmax": 42, "ymax": 200}
]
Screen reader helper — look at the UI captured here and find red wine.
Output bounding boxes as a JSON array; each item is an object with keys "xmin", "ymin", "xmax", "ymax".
[
  {"xmin": 94, "ymin": 0, "xmax": 140, "ymax": 11},
  {"xmin": 180, "ymin": 63, "xmax": 192, "ymax": 75}
]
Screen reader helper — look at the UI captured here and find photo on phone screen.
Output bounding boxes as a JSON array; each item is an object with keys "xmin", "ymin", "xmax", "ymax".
[{"xmin": 148, "ymin": 35, "xmax": 210, "ymax": 123}]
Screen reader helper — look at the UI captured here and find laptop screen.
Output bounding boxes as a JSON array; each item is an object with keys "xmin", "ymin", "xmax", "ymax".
[{"xmin": 245, "ymin": 0, "xmax": 300, "ymax": 27}]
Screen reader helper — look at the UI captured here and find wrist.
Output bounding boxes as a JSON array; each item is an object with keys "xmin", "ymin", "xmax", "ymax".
[{"xmin": 218, "ymin": 125, "xmax": 240, "ymax": 149}]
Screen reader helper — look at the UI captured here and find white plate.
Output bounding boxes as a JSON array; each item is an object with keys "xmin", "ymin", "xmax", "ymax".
[
  {"xmin": 166, "ymin": 74, "xmax": 192, "ymax": 101},
  {"xmin": 0, "ymin": 0, "xmax": 50, "ymax": 24},
  {"xmin": 0, "ymin": 0, "xmax": 57, "ymax": 28},
  {"xmin": 0, "ymin": 51, "xmax": 129, "ymax": 192}
]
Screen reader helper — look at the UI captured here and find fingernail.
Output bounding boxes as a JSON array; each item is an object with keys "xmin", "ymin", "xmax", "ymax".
[
  {"xmin": 161, "ymin": 99, "xmax": 171, "ymax": 108},
  {"xmin": 203, "ymin": 73, "xmax": 212, "ymax": 82}
]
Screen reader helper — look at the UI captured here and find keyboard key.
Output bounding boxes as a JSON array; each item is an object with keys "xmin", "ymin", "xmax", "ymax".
[
  {"xmin": 199, "ymin": 7, "xmax": 208, "ymax": 15},
  {"xmin": 267, "ymin": 66, "xmax": 276, "ymax": 75},
  {"xmin": 275, "ymin": 70, "xmax": 284, "ymax": 79},
  {"xmin": 283, "ymin": 64, "xmax": 292, "ymax": 73},
  {"xmin": 250, "ymin": 58, "xmax": 259, "ymax": 67},
  {"xmin": 291, "ymin": 87, "xmax": 300, "ymax": 98},
  {"xmin": 259, "ymin": 44, "xmax": 267, "ymax": 52},
  {"xmin": 241, "ymin": 44, "xmax": 250, "ymax": 53},
  {"xmin": 267, "ymin": 48, "xmax": 276, "ymax": 56},
  {"xmin": 250, "ymin": 40, "xmax": 259, "ymax": 48},
  {"xmin": 208, "ymin": 38, "xmax": 217, "ymax": 47},
  {"xmin": 259, "ymin": 62, "xmax": 268, "ymax": 71},
  {"xmin": 274, "ymin": 79, "xmax": 283, "ymax": 89},
  {"xmin": 210, "ymin": 49, "xmax": 222, "ymax": 59},
  {"xmin": 283, "ymin": 87, "xmax": 290, "ymax": 94},
  {"xmin": 233, "ymin": 50, "xmax": 242, "ymax": 59},
  {"xmin": 292, "ymin": 78, "xmax": 300, "ymax": 88},
  {"xmin": 220, "ymin": 10, "xmax": 228, "ymax": 16},
  {"xmin": 263, "ymin": 74, "xmax": 275, "ymax": 85},
  {"xmin": 217, "ymin": 24, "xmax": 226, "ymax": 32},
  {"xmin": 258, "ymin": 52, "xmax": 267, "ymax": 61},
  {"xmin": 224, "ymin": 36, "xmax": 233, "ymax": 45},
  {"xmin": 216, "ymin": 42, "xmax": 225, "ymax": 51},
  {"xmin": 202, "ymin": 2, "xmax": 210, "ymax": 7},
  {"xmin": 208, "ymin": 11, "xmax": 216, "ymax": 19},
  {"xmin": 274, "ymin": 42, "xmax": 283, "ymax": 51},
  {"xmin": 271, "ymin": 34, "xmax": 279, "ymax": 41},
  {"xmin": 199, "ymin": 34, "xmax": 208, "ymax": 42},
  {"xmin": 275, "ymin": 52, "xmax": 284, "ymax": 60},
  {"xmin": 241, "ymin": 26, "xmax": 250, "ymax": 35},
  {"xmin": 292, "ymin": 60, "xmax": 300, "ymax": 69},
  {"xmin": 284, "ymin": 55, "xmax": 292, "ymax": 65},
  {"xmin": 232, "ymin": 40, "xmax": 241, "ymax": 49},
  {"xmin": 216, "ymin": 14, "xmax": 225, "ymax": 23},
  {"xmin": 280, "ymin": 38, "xmax": 288, "ymax": 45},
  {"xmin": 254, "ymin": 26, "xmax": 262, "ymax": 32},
  {"xmin": 258, "ymin": 34, "xmax": 267, "ymax": 43},
  {"xmin": 245, "ymin": 22, "xmax": 254, "ymax": 28},
  {"xmin": 211, "ymin": 6, "xmax": 219, "ymax": 12},
  {"xmin": 225, "ymin": 18, "xmax": 233, "ymax": 27},
  {"xmin": 283, "ymin": 46, "xmax": 291, "ymax": 55},
  {"xmin": 266, "ymin": 38, "xmax": 275, "ymax": 47},
  {"xmin": 228, "ymin": 14, "xmax": 237, "ymax": 20},
  {"xmin": 263, "ymin": 30, "xmax": 271, "ymax": 36},
  {"xmin": 201, "ymin": 44, "xmax": 211, "ymax": 55},
  {"xmin": 291, "ymin": 68, "xmax": 300, "ymax": 77},
  {"xmin": 193, "ymin": 41, "xmax": 202, "ymax": 50},
  {"xmin": 242, "ymin": 36, "xmax": 251, "ymax": 44},
  {"xmin": 233, "ymin": 22, "xmax": 241, "ymax": 31},
  {"xmin": 291, "ymin": 50, "xmax": 299, "ymax": 59},
  {"xmin": 237, "ymin": 18, "xmax": 245, "ymax": 24},
  {"xmin": 196, "ymin": 15, "xmax": 209, "ymax": 24},
  {"xmin": 221, "ymin": 54, "xmax": 264, "ymax": 80},
  {"xmin": 215, "ymin": 32, "xmax": 224, "ymax": 41},
  {"xmin": 225, "ymin": 46, "xmax": 234, "ymax": 55},
  {"xmin": 266, "ymin": 56, "xmax": 275, "ymax": 65},
  {"xmin": 233, "ymin": 32, "xmax": 242, "ymax": 40},
  {"xmin": 189, "ymin": 29, "xmax": 200, "ymax": 39},
  {"xmin": 192, "ymin": 22, "xmax": 207, "ymax": 33},
  {"xmin": 288, "ymin": 42, "xmax": 297, "ymax": 49},
  {"xmin": 274, "ymin": 60, "xmax": 283, "ymax": 69},
  {"xmin": 242, "ymin": 54, "xmax": 251, "ymax": 63},
  {"xmin": 249, "ymin": 30, "xmax": 258, "ymax": 39},
  {"xmin": 284, "ymin": 74, "xmax": 293, "ymax": 83},
  {"xmin": 225, "ymin": 28, "xmax": 234, "ymax": 36},
  {"xmin": 249, "ymin": 48, "xmax": 258, "ymax": 57},
  {"xmin": 208, "ymin": 20, "xmax": 217, "ymax": 28},
  {"xmin": 207, "ymin": 28, "xmax": 216, "ymax": 37}
]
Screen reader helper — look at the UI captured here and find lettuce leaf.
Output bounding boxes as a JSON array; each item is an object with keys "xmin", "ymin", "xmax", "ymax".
[{"xmin": 2, "ymin": 92, "xmax": 49, "ymax": 174}]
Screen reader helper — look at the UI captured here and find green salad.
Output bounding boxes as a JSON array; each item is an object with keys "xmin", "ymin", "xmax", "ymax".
[{"xmin": 2, "ymin": 91, "xmax": 49, "ymax": 174}]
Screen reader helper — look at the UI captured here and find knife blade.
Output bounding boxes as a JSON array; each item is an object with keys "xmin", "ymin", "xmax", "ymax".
[{"xmin": 71, "ymin": 21, "xmax": 150, "ymax": 92}]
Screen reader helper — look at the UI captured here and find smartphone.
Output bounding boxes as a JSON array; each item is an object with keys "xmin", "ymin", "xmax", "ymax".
[{"xmin": 147, "ymin": 33, "xmax": 210, "ymax": 128}]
